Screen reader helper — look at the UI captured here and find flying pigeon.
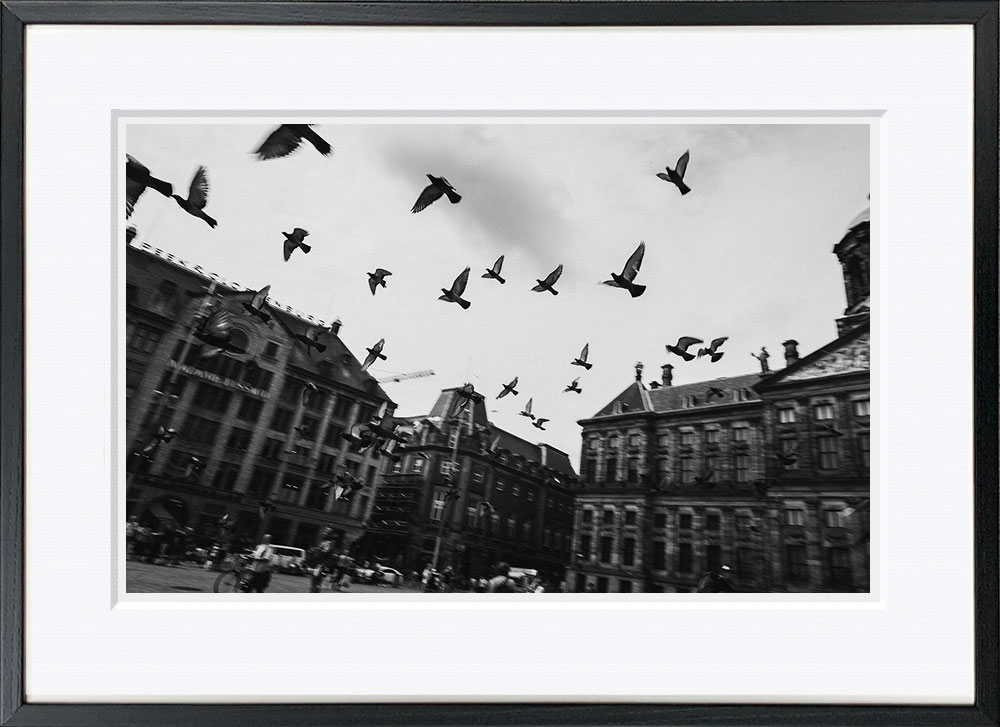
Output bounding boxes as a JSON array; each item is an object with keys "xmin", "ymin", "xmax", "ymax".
[
  {"xmin": 571, "ymin": 343, "xmax": 593, "ymax": 370},
  {"xmin": 282, "ymin": 228, "xmax": 311, "ymax": 261},
  {"xmin": 819, "ymin": 423, "xmax": 846, "ymax": 438},
  {"xmin": 519, "ymin": 398, "xmax": 535, "ymax": 419},
  {"xmin": 254, "ymin": 124, "xmax": 332, "ymax": 160},
  {"xmin": 193, "ymin": 308, "xmax": 246, "ymax": 358},
  {"xmin": 775, "ymin": 448, "xmax": 799, "ymax": 468},
  {"xmin": 705, "ymin": 386, "xmax": 726, "ymax": 402},
  {"xmin": 274, "ymin": 315, "xmax": 326, "ymax": 356},
  {"xmin": 138, "ymin": 425, "xmax": 178, "ymax": 458},
  {"xmin": 411, "ymin": 174, "xmax": 461, "ymax": 213},
  {"xmin": 602, "ymin": 241, "xmax": 647, "ymax": 298},
  {"xmin": 656, "ymin": 150, "xmax": 691, "ymax": 195},
  {"xmin": 293, "ymin": 423, "xmax": 312, "ymax": 439},
  {"xmin": 564, "ymin": 378, "xmax": 582, "ymax": 394},
  {"xmin": 125, "ymin": 154, "xmax": 173, "ymax": 218},
  {"xmin": 362, "ymin": 338, "xmax": 387, "ymax": 372},
  {"xmin": 368, "ymin": 268, "xmax": 391, "ymax": 295},
  {"xmin": 181, "ymin": 457, "xmax": 203, "ymax": 481},
  {"xmin": 532, "ymin": 264, "xmax": 563, "ymax": 295},
  {"xmin": 301, "ymin": 382, "xmax": 319, "ymax": 407},
  {"xmin": 172, "ymin": 167, "xmax": 217, "ymax": 228},
  {"xmin": 482, "ymin": 255, "xmax": 506, "ymax": 284},
  {"xmin": 478, "ymin": 501, "xmax": 496, "ymax": 519},
  {"xmin": 439, "ymin": 266, "xmax": 472, "ymax": 309},
  {"xmin": 451, "ymin": 383, "xmax": 484, "ymax": 416},
  {"xmin": 694, "ymin": 465, "xmax": 715, "ymax": 488},
  {"xmin": 497, "ymin": 377, "xmax": 519, "ymax": 399},
  {"xmin": 666, "ymin": 336, "xmax": 704, "ymax": 362},
  {"xmin": 257, "ymin": 498, "xmax": 277, "ymax": 519},
  {"xmin": 841, "ymin": 498, "xmax": 870, "ymax": 518},
  {"xmin": 532, "ymin": 417, "xmax": 549, "ymax": 431},
  {"xmin": 697, "ymin": 337, "xmax": 729, "ymax": 363},
  {"xmin": 241, "ymin": 284, "xmax": 271, "ymax": 323},
  {"xmin": 341, "ymin": 423, "xmax": 379, "ymax": 453}
]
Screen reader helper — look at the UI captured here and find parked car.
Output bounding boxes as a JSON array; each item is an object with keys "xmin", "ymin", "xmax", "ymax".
[{"xmin": 355, "ymin": 565, "xmax": 403, "ymax": 586}]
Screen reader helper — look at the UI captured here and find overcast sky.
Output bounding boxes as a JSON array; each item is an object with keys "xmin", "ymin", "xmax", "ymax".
[{"xmin": 126, "ymin": 121, "xmax": 869, "ymax": 468}]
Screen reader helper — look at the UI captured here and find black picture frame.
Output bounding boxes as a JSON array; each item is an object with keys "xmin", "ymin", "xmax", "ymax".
[{"xmin": 1, "ymin": 2, "xmax": 997, "ymax": 726}]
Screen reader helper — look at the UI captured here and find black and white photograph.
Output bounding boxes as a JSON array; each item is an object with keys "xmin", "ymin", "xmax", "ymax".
[{"xmin": 123, "ymin": 119, "xmax": 871, "ymax": 596}]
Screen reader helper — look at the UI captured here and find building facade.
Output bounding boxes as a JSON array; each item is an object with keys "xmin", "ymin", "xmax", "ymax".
[
  {"xmin": 364, "ymin": 388, "xmax": 578, "ymax": 584},
  {"xmin": 125, "ymin": 243, "xmax": 394, "ymax": 552},
  {"xmin": 567, "ymin": 208, "xmax": 871, "ymax": 593}
]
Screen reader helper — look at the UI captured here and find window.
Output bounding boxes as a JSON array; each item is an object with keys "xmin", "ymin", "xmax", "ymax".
[
  {"xmin": 128, "ymin": 324, "xmax": 162, "ymax": 354},
  {"xmin": 269, "ymin": 408, "xmax": 294, "ymax": 433},
  {"xmin": 525, "ymin": 487, "xmax": 535, "ymax": 502},
  {"xmin": 653, "ymin": 512, "xmax": 666, "ymax": 528},
  {"xmin": 316, "ymin": 453, "xmax": 337, "ymax": 475},
  {"xmin": 264, "ymin": 341, "xmax": 279, "ymax": 359},
  {"xmin": 298, "ymin": 416, "xmax": 318, "ymax": 439},
  {"xmin": 579, "ymin": 534, "xmax": 592, "ymax": 559},
  {"xmin": 471, "ymin": 467, "xmax": 484, "ymax": 485},
  {"xmin": 678, "ymin": 543, "xmax": 693, "ymax": 573},
  {"xmin": 246, "ymin": 468, "xmax": 274, "ymax": 497},
  {"xmin": 521, "ymin": 522, "xmax": 531, "ymax": 541},
  {"xmin": 852, "ymin": 399, "xmax": 870, "ymax": 417},
  {"xmin": 191, "ymin": 382, "xmax": 231, "ymax": 414},
  {"xmin": 652, "ymin": 541, "xmax": 666, "ymax": 570},
  {"xmin": 356, "ymin": 404, "xmax": 376, "ymax": 426},
  {"xmin": 706, "ymin": 544, "xmax": 722, "ymax": 572},
  {"xmin": 490, "ymin": 513, "xmax": 500, "ymax": 534},
  {"xmin": 778, "ymin": 407, "xmax": 797, "ymax": 424},
  {"xmin": 331, "ymin": 396, "xmax": 354, "ymax": 420},
  {"xmin": 705, "ymin": 429, "xmax": 719, "ymax": 444},
  {"xmin": 623, "ymin": 538, "xmax": 636, "ymax": 566},
  {"xmin": 785, "ymin": 509, "xmax": 806, "ymax": 527},
  {"xmin": 465, "ymin": 501, "xmax": 479, "ymax": 528},
  {"xmin": 680, "ymin": 457, "xmax": 694, "ymax": 484},
  {"xmin": 236, "ymin": 396, "xmax": 263, "ymax": 423},
  {"xmin": 242, "ymin": 365, "xmax": 273, "ymax": 391},
  {"xmin": 599, "ymin": 536, "xmax": 613, "ymax": 563},
  {"xmin": 505, "ymin": 516, "xmax": 516, "ymax": 539},
  {"xmin": 125, "ymin": 359, "xmax": 147, "ymax": 399},
  {"xmin": 737, "ymin": 548, "xmax": 755, "ymax": 579},
  {"xmin": 608, "ymin": 435, "xmax": 619, "ymax": 450},
  {"xmin": 706, "ymin": 513, "xmax": 720, "ymax": 531},
  {"xmin": 813, "ymin": 402, "xmax": 835, "ymax": 420},
  {"xmin": 430, "ymin": 491, "xmax": 447, "ymax": 522},
  {"xmin": 511, "ymin": 483, "xmax": 520, "ymax": 497},
  {"xmin": 827, "ymin": 547, "xmax": 853, "ymax": 586},
  {"xmin": 596, "ymin": 577, "xmax": 609, "ymax": 593},
  {"xmin": 183, "ymin": 414, "xmax": 220, "ymax": 446},
  {"xmin": 276, "ymin": 476, "xmax": 303, "ymax": 504},
  {"xmin": 211, "ymin": 462, "xmax": 239, "ymax": 491},
  {"xmin": 602, "ymin": 509, "xmax": 615, "ymax": 525},
  {"xmin": 628, "ymin": 434, "xmax": 641, "ymax": 448},
  {"xmin": 818, "ymin": 436, "xmax": 839, "ymax": 469},
  {"xmin": 657, "ymin": 434, "xmax": 670, "ymax": 449},
  {"xmin": 618, "ymin": 579, "xmax": 633, "ymax": 593},
  {"xmin": 260, "ymin": 438, "xmax": 284, "ymax": 461},
  {"xmin": 625, "ymin": 510, "xmax": 637, "ymax": 526},
  {"xmin": 780, "ymin": 439, "xmax": 799, "ymax": 470},
  {"xmin": 858, "ymin": 432, "xmax": 870, "ymax": 467},
  {"xmin": 222, "ymin": 427, "xmax": 250, "ymax": 453},
  {"xmin": 412, "ymin": 457, "xmax": 425, "ymax": 474},
  {"xmin": 305, "ymin": 481, "xmax": 328, "ymax": 510},
  {"xmin": 582, "ymin": 509, "xmax": 593, "ymax": 524},
  {"xmin": 498, "ymin": 452, "xmax": 508, "ymax": 466},
  {"xmin": 786, "ymin": 544, "xmax": 809, "ymax": 582},
  {"xmin": 605, "ymin": 457, "xmax": 617, "ymax": 482},
  {"xmin": 680, "ymin": 431, "xmax": 694, "ymax": 446},
  {"xmin": 495, "ymin": 478, "xmax": 505, "ymax": 492},
  {"xmin": 679, "ymin": 513, "xmax": 693, "ymax": 529},
  {"xmin": 734, "ymin": 454, "xmax": 750, "ymax": 483},
  {"xmin": 323, "ymin": 423, "xmax": 344, "ymax": 447},
  {"xmin": 736, "ymin": 514, "xmax": 753, "ymax": 529},
  {"xmin": 824, "ymin": 509, "xmax": 847, "ymax": 528},
  {"xmin": 733, "ymin": 427, "xmax": 749, "ymax": 442},
  {"xmin": 627, "ymin": 458, "xmax": 639, "ymax": 483}
]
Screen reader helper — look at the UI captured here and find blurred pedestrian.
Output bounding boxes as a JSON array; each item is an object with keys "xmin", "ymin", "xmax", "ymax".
[
  {"xmin": 248, "ymin": 534, "xmax": 275, "ymax": 593},
  {"xmin": 487, "ymin": 562, "xmax": 517, "ymax": 593}
]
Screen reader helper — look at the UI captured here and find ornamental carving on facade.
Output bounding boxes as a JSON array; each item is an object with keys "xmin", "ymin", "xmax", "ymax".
[{"xmin": 782, "ymin": 333, "xmax": 870, "ymax": 381}]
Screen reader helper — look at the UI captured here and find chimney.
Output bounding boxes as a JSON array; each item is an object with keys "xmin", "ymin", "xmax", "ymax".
[
  {"xmin": 634, "ymin": 361, "xmax": 644, "ymax": 382},
  {"xmin": 328, "ymin": 318, "xmax": 343, "ymax": 335},
  {"xmin": 661, "ymin": 364, "xmax": 674, "ymax": 387},
  {"xmin": 782, "ymin": 339, "xmax": 799, "ymax": 367}
]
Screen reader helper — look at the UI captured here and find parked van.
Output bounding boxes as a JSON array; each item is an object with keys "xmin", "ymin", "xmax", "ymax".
[{"xmin": 269, "ymin": 545, "xmax": 306, "ymax": 574}]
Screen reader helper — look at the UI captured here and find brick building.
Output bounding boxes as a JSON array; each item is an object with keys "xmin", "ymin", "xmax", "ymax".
[
  {"xmin": 363, "ymin": 388, "xmax": 578, "ymax": 583},
  {"xmin": 125, "ymin": 242, "xmax": 394, "ymax": 552},
  {"xmin": 566, "ymin": 208, "xmax": 871, "ymax": 593}
]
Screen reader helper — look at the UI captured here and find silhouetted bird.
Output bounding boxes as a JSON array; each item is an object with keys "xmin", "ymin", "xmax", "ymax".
[
  {"xmin": 301, "ymin": 382, "xmax": 319, "ymax": 407},
  {"xmin": 572, "ymin": 343, "xmax": 593, "ymax": 370},
  {"xmin": 819, "ymin": 423, "xmax": 846, "ymax": 438},
  {"xmin": 274, "ymin": 316, "xmax": 326, "ymax": 356},
  {"xmin": 139, "ymin": 425, "xmax": 178, "ymax": 458},
  {"xmin": 181, "ymin": 457, "xmax": 203, "ymax": 481},
  {"xmin": 257, "ymin": 499, "xmax": 277, "ymax": 519},
  {"xmin": 482, "ymin": 255, "xmax": 506, "ymax": 284},
  {"xmin": 172, "ymin": 167, "xmax": 217, "ymax": 228},
  {"xmin": 125, "ymin": 155, "xmax": 173, "ymax": 218},
  {"xmin": 361, "ymin": 338, "xmax": 387, "ymax": 372},
  {"xmin": 775, "ymin": 448, "xmax": 799, "ymax": 468},
  {"xmin": 341, "ymin": 423, "xmax": 379, "ymax": 453},
  {"xmin": 451, "ymin": 383, "xmax": 484, "ymax": 415},
  {"xmin": 478, "ymin": 501, "xmax": 496, "ymax": 519},
  {"xmin": 193, "ymin": 308, "xmax": 246, "ymax": 358},
  {"xmin": 564, "ymin": 378, "xmax": 582, "ymax": 394},
  {"xmin": 254, "ymin": 124, "xmax": 332, "ymax": 160},
  {"xmin": 519, "ymin": 398, "xmax": 535, "ymax": 419},
  {"xmin": 282, "ymin": 228, "xmax": 311, "ymax": 261},
  {"xmin": 657, "ymin": 150, "xmax": 691, "ymax": 195},
  {"xmin": 411, "ymin": 175, "xmax": 461, "ymax": 213},
  {"xmin": 705, "ymin": 386, "xmax": 726, "ymax": 402},
  {"xmin": 439, "ymin": 266, "xmax": 472, "ymax": 309},
  {"xmin": 666, "ymin": 336, "xmax": 704, "ymax": 361},
  {"xmin": 532, "ymin": 417, "xmax": 549, "ymax": 431},
  {"xmin": 602, "ymin": 241, "xmax": 647, "ymax": 298},
  {"xmin": 697, "ymin": 337, "xmax": 729, "ymax": 363},
  {"xmin": 368, "ymin": 268, "xmax": 391, "ymax": 295},
  {"xmin": 532, "ymin": 264, "xmax": 563, "ymax": 295},
  {"xmin": 498, "ymin": 377, "xmax": 519, "ymax": 399},
  {"xmin": 241, "ymin": 284, "xmax": 271, "ymax": 323}
]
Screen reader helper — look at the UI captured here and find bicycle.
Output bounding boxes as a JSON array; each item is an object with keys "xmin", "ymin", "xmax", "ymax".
[{"xmin": 212, "ymin": 554, "xmax": 253, "ymax": 593}]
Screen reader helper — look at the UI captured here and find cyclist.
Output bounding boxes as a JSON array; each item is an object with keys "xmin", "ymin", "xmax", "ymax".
[{"xmin": 248, "ymin": 534, "xmax": 275, "ymax": 593}]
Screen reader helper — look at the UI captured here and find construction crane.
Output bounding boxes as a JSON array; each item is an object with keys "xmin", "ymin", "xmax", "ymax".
[{"xmin": 376, "ymin": 370, "xmax": 435, "ymax": 384}]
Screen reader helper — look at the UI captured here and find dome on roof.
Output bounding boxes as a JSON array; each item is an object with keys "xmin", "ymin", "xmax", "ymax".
[{"xmin": 846, "ymin": 206, "xmax": 870, "ymax": 232}]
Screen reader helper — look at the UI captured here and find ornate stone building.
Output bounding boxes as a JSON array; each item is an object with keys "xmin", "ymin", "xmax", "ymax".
[
  {"xmin": 566, "ymin": 208, "xmax": 871, "ymax": 593},
  {"xmin": 364, "ymin": 387, "xmax": 578, "ymax": 583},
  {"xmin": 125, "ymin": 242, "xmax": 393, "ymax": 551}
]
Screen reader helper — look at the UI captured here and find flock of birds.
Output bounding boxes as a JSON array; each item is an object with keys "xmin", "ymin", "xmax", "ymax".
[{"xmin": 127, "ymin": 124, "xmax": 766, "ymax": 505}]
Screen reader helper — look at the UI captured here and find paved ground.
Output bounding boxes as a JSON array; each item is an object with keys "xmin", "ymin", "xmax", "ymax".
[{"xmin": 125, "ymin": 560, "xmax": 423, "ymax": 594}]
